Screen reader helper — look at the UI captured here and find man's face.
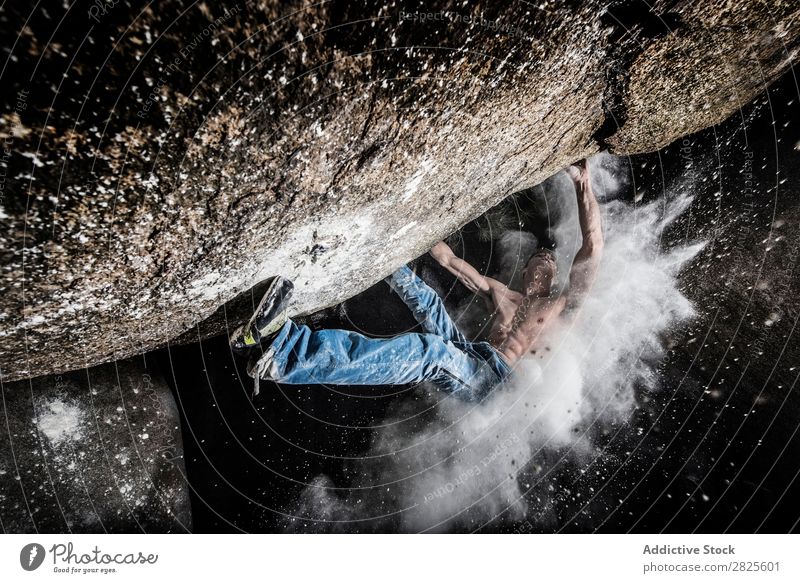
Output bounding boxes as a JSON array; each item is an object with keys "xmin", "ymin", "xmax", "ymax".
[{"xmin": 522, "ymin": 249, "xmax": 556, "ymax": 297}]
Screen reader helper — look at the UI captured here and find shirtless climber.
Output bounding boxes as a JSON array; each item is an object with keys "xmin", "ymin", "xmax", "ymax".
[{"xmin": 230, "ymin": 160, "xmax": 603, "ymax": 400}]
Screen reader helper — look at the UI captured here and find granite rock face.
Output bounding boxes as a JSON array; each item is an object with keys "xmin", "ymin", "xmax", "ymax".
[
  {"xmin": 1, "ymin": 0, "xmax": 798, "ymax": 381},
  {"xmin": 0, "ymin": 359, "xmax": 191, "ymax": 532},
  {"xmin": 604, "ymin": 0, "xmax": 800, "ymax": 153}
]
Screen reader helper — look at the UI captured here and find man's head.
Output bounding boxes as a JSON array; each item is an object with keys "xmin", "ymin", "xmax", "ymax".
[{"xmin": 522, "ymin": 248, "xmax": 557, "ymax": 298}]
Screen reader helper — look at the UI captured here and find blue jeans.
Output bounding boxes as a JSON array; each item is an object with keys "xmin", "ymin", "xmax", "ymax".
[{"xmin": 254, "ymin": 265, "xmax": 512, "ymax": 400}]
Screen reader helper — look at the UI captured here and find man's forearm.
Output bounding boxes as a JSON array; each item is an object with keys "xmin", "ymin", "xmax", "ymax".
[
  {"xmin": 574, "ymin": 174, "xmax": 602, "ymax": 253},
  {"xmin": 430, "ymin": 242, "xmax": 491, "ymax": 296},
  {"xmin": 565, "ymin": 161, "xmax": 603, "ymax": 312},
  {"xmin": 444, "ymin": 256, "xmax": 491, "ymax": 296}
]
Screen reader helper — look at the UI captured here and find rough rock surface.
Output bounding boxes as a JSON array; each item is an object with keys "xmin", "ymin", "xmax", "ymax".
[
  {"xmin": 0, "ymin": 358, "xmax": 191, "ymax": 532},
  {"xmin": 605, "ymin": 1, "xmax": 800, "ymax": 152},
  {"xmin": 1, "ymin": 0, "xmax": 798, "ymax": 381}
]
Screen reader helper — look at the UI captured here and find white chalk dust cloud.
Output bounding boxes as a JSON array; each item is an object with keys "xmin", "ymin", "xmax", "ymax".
[
  {"xmin": 284, "ymin": 154, "xmax": 705, "ymax": 532},
  {"xmin": 34, "ymin": 398, "xmax": 85, "ymax": 447}
]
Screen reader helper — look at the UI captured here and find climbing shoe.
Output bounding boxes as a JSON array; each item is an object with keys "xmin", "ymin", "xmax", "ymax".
[{"xmin": 229, "ymin": 276, "xmax": 294, "ymax": 352}]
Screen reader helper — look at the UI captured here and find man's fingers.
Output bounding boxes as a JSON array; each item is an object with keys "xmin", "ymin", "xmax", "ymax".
[{"xmin": 567, "ymin": 159, "xmax": 590, "ymax": 182}]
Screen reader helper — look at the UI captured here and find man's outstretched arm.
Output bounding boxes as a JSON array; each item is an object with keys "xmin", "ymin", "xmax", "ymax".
[
  {"xmin": 565, "ymin": 159, "xmax": 604, "ymax": 311},
  {"xmin": 430, "ymin": 241, "xmax": 523, "ymax": 321},
  {"xmin": 429, "ymin": 241, "xmax": 492, "ymax": 297}
]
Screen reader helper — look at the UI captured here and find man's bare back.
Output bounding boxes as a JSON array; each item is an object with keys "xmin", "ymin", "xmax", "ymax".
[{"xmin": 430, "ymin": 159, "xmax": 603, "ymax": 366}]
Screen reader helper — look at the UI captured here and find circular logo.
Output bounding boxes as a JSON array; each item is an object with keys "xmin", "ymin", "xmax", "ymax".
[{"xmin": 20, "ymin": 543, "xmax": 46, "ymax": 571}]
